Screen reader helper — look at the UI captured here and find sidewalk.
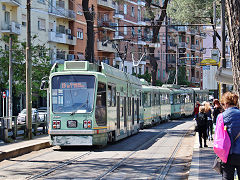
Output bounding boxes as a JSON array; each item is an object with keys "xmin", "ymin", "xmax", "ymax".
[
  {"xmin": 188, "ymin": 133, "xmax": 222, "ymax": 180},
  {"xmin": 0, "ymin": 135, "xmax": 50, "ymax": 162}
]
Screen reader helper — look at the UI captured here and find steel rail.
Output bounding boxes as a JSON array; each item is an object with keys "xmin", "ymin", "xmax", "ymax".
[
  {"xmin": 27, "ymin": 151, "xmax": 92, "ymax": 180},
  {"xmin": 157, "ymin": 124, "xmax": 194, "ymax": 180},
  {"xmin": 95, "ymin": 129, "xmax": 168, "ymax": 180}
]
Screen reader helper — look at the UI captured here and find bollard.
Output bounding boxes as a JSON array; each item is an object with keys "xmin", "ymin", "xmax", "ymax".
[
  {"xmin": 3, "ymin": 118, "xmax": 8, "ymax": 142},
  {"xmin": 12, "ymin": 117, "xmax": 17, "ymax": 139},
  {"xmin": 0, "ymin": 118, "xmax": 3, "ymax": 140}
]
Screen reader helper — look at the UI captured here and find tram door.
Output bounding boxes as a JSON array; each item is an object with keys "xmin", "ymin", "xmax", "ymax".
[
  {"xmin": 117, "ymin": 95, "xmax": 120, "ymax": 133},
  {"xmin": 137, "ymin": 98, "xmax": 139, "ymax": 123},
  {"xmin": 124, "ymin": 97, "xmax": 127, "ymax": 128},
  {"xmin": 132, "ymin": 97, "xmax": 134, "ymax": 125}
]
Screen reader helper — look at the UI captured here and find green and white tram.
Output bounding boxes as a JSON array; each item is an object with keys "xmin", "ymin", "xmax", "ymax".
[{"xmin": 49, "ymin": 61, "xmax": 142, "ymax": 146}]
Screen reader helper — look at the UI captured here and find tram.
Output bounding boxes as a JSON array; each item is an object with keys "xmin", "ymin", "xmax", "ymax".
[{"xmin": 44, "ymin": 61, "xmax": 209, "ymax": 147}]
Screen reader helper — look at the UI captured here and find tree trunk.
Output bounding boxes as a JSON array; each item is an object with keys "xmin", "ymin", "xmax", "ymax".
[
  {"xmin": 225, "ymin": 0, "xmax": 240, "ymax": 99},
  {"xmin": 145, "ymin": 0, "xmax": 169, "ymax": 86},
  {"xmin": 82, "ymin": 0, "xmax": 94, "ymax": 63}
]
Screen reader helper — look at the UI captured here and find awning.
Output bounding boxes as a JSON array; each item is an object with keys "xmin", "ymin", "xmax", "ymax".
[{"xmin": 215, "ymin": 67, "xmax": 233, "ymax": 85}]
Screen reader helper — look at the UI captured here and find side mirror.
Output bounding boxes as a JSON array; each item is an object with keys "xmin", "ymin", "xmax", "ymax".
[{"xmin": 40, "ymin": 80, "xmax": 48, "ymax": 90}]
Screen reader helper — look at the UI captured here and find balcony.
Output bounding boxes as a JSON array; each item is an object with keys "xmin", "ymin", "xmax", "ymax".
[
  {"xmin": 114, "ymin": 11, "xmax": 124, "ymax": 19},
  {"xmin": 168, "ymin": 41, "xmax": 177, "ymax": 48},
  {"xmin": 191, "ymin": 44, "xmax": 199, "ymax": 50},
  {"xmin": 97, "ymin": 0, "xmax": 115, "ymax": 10},
  {"xmin": 114, "ymin": 32, "xmax": 124, "ymax": 40},
  {"xmin": 137, "ymin": 0, "xmax": 145, "ymax": 6},
  {"xmin": 98, "ymin": 20, "xmax": 116, "ymax": 31},
  {"xmin": 138, "ymin": 18, "xmax": 146, "ymax": 26},
  {"xmin": 168, "ymin": 25, "xmax": 178, "ymax": 32},
  {"xmin": 97, "ymin": 41, "xmax": 116, "ymax": 53},
  {"xmin": 49, "ymin": 3, "xmax": 76, "ymax": 20},
  {"xmin": 188, "ymin": 29, "xmax": 198, "ymax": 35},
  {"xmin": 1, "ymin": 21, "xmax": 21, "ymax": 35},
  {"xmin": 48, "ymin": 31, "xmax": 76, "ymax": 45},
  {"xmin": 0, "ymin": 0, "xmax": 21, "ymax": 6},
  {"xmin": 178, "ymin": 42, "xmax": 187, "ymax": 48}
]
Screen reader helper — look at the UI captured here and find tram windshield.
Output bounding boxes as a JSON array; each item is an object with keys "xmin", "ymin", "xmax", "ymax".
[{"xmin": 51, "ymin": 75, "xmax": 95, "ymax": 113}]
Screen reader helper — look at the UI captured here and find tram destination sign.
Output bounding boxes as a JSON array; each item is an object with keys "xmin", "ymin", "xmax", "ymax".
[{"xmin": 60, "ymin": 82, "xmax": 87, "ymax": 89}]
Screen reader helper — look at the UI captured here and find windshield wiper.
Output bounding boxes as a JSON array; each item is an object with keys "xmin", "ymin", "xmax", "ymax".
[{"xmin": 70, "ymin": 93, "xmax": 89, "ymax": 116}]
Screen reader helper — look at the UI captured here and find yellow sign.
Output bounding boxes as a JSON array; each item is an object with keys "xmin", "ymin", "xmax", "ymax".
[{"xmin": 200, "ymin": 58, "xmax": 218, "ymax": 66}]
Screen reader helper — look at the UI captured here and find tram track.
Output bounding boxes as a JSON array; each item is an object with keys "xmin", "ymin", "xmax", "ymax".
[
  {"xmin": 27, "ymin": 151, "xmax": 92, "ymax": 180},
  {"xmin": 95, "ymin": 123, "xmax": 194, "ymax": 180},
  {"xmin": 156, "ymin": 127, "xmax": 193, "ymax": 180},
  {"xmin": 95, "ymin": 129, "xmax": 168, "ymax": 180}
]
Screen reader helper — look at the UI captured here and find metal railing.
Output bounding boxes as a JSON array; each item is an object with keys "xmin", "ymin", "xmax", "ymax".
[{"xmin": 0, "ymin": 115, "xmax": 48, "ymax": 143}]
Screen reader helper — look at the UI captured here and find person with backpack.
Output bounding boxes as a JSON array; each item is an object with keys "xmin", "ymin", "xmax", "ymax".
[
  {"xmin": 218, "ymin": 92, "xmax": 240, "ymax": 180},
  {"xmin": 205, "ymin": 102, "xmax": 213, "ymax": 140},
  {"xmin": 196, "ymin": 106, "xmax": 208, "ymax": 148}
]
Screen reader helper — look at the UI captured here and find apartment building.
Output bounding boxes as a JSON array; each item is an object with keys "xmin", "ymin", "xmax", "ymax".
[
  {"xmin": 113, "ymin": 0, "xmax": 147, "ymax": 75},
  {"xmin": 0, "ymin": 0, "xmax": 22, "ymax": 48},
  {"xmin": 167, "ymin": 24, "xmax": 205, "ymax": 87}
]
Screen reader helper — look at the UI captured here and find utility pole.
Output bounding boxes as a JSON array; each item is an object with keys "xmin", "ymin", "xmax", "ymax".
[
  {"xmin": 26, "ymin": 0, "xmax": 32, "ymax": 140},
  {"xmin": 213, "ymin": 1, "xmax": 217, "ymax": 49},
  {"xmin": 213, "ymin": 1, "xmax": 218, "ymax": 99},
  {"xmin": 9, "ymin": 35, "xmax": 13, "ymax": 122},
  {"xmin": 175, "ymin": 45, "xmax": 178, "ymax": 85},
  {"xmin": 220, "ymin": 0, "xmax": 226, "ymax": 96}
]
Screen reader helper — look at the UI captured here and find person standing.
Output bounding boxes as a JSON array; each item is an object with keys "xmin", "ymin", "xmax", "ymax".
[
  {"xmin": 213, "ymin": 99, "xmax": 223, "ymax": 124},
  {"xmin": 218, "ymin": 92, "xmax": 240, "ymax": 180},
  {"xmin": 205, "ymin": 102, "xmax": 213, "ymax": 140},
  {"xmin": 194, "ymin": 101, "xmax": 201, "ymax": 118},
  {"xmin": 196, "ymin": 106, "xmax": 208, "ymax": 148}
]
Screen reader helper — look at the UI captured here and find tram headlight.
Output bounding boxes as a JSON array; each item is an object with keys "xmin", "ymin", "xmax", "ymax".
[
  {"xmin": 83, "ymin": 120, "xmax": 92, "ymax": 129},
  {"xmin": 53, "ymin": 120, "xmax": 61, "ymax": 129}
]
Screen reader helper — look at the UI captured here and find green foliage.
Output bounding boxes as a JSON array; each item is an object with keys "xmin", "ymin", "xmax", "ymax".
[
  {"xmin": 133, "ymin": 72, "xmax": 152, "ymax": 83},
  {"xmin": 0, "ymin": 35, "xmax": 51, "ymax": 98},
  {"xmin": 167, "ymin": 0, "xmax": 221, "ymax": 24},
  {"xmin": 167, "ymin": 66, "xmax": 190, "ymax": 85}
]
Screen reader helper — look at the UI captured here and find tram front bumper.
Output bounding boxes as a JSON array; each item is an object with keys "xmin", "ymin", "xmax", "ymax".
[{"xmin": 51, "ymin": 135, "xmax": 93, "ymax": 146}]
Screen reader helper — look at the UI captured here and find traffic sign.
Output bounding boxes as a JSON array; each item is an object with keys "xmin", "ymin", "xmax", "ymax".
[
  {"xmin": 2, "ymin": 92, "xmax": 6, "ymax": 98},
  {"xmin": 6, "ymin": 90, "xmax": 9, "ymax": 97}
]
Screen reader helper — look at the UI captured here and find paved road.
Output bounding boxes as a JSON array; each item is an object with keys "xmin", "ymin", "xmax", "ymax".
[{"xmin": 0, "ymin": 118, "xmax": 195, "ymax": 179}]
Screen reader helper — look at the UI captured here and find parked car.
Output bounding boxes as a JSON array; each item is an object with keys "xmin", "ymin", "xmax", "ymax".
[
  {"xmin": 17, "ymin": 108, "xmax": 40, "ymax": 124},
  {"xmin": 38, "ymin": 107, "xmax": 47, "ymax": 122}
]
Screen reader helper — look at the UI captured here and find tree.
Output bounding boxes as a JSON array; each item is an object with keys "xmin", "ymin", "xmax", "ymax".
[
  {"xmin": 0, "ymin": 35, "xmax": 51, "ymax": 110},
  {"xmin": 145, "ymin": 0, "xmax": 169, "ymax": 86},
  {"xmin": 167, "ymin": 0, "xmax": 221, "ymax": 41},
  {"xmin": 167, "ymin": 66, "xmax": 190, "ymax": 85},
  {"xmin": 82, "ymin": 0, "xmax": 95, "ymax": 63},
  {"xmin": 225, "ymin": 0, "xmax": 240, "ymax": 98}
]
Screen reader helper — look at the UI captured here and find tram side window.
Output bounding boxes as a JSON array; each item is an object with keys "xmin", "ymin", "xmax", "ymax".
[
  {"xmin": 95, "ymin": 82, "xmax": 107, "ymax": 126},
  {"xmin": 108, "ymin": 86, "xmax": 112, "ymax": 106},
  {"xmin": 140, "ymin": 92, "xmax": 142, "ymax": 107},
  {"xmin": 149, "ymin": 93, "xmax": 152, "ymax": 107},
  {"xmin": 159, "ymin": 94, "xmax": 162, "ymax": 105},
  {"xmin": 112, "ymin": 87, "xmax": 116, "ymax": 106},
  {"xmin": 166, "ymin": 94, "xmax": 170, "ymax": 104},
  {"xmin": 121, "ymin": 97, "xmax": 124, "ymax": 117},
  {"xmin": 128, "ymin": 97, "xmax": 131, "ymax": 116}
]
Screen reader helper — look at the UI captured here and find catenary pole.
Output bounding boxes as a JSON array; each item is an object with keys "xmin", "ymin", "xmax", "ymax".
[
  {"xmin": 175, "ymin": 45, "xmax": 178, "ymax": 85},
  {"xmin": 9, "ymin": 35, "xmax": 13, "ymax": 122},
  {"xmin": 26, "ymin": 0, "xmax": 32, "ymax": 139},
  {"xmin": 220, "ymin": 0, "xmax": 226, "ymax": 96}
]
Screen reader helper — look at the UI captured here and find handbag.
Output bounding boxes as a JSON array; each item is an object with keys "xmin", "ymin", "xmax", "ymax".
[
  {"xmin": 213, "ymin": 113, "xmax": 231, "ymax": 163},
  {"xmin": 212, "ymin": 133, "xmax": 240, "ymax": 174},
  {"xmin": 212, "ymin": 156, "xmax": 223, "ymax": 174}
]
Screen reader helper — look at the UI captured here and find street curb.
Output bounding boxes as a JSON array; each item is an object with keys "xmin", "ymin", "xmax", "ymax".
[
  {"xmin": 188, "ymin": 132, "xmax": 199, "ymax": 180},
  {"xmin": 0, "ymin": 141, "xmax": 51, "ymax": 162}
]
